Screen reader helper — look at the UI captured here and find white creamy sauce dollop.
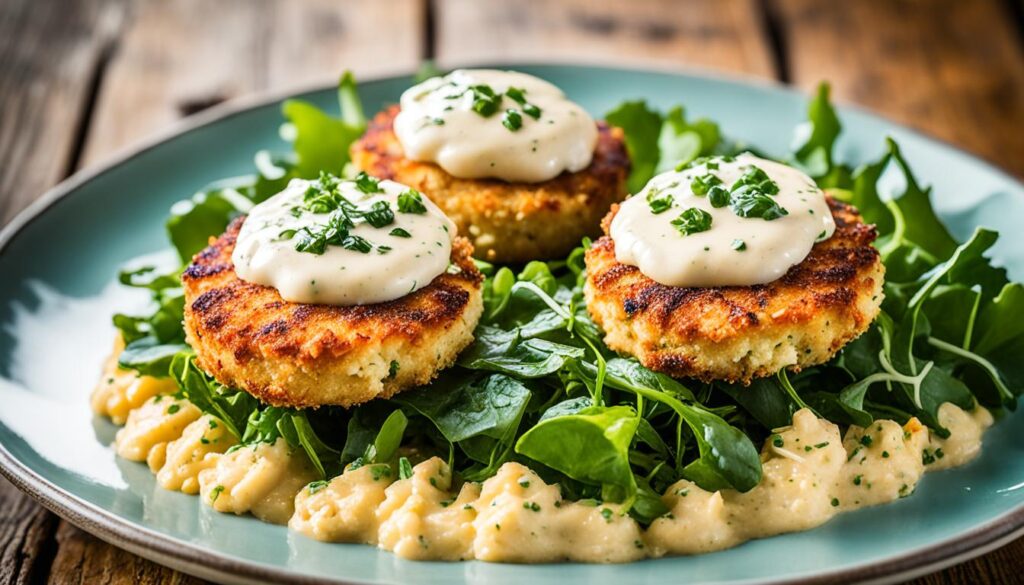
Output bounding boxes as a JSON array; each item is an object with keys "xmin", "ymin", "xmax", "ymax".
[
  {"xmin": 232, "ymin": 177, "xmax": 455, "ymax": 306},
  {"xmin": 611, "ymin": 154, "xmax": 836, "ymax": 288},
  {"xmin": 393, "ymin": 69, "xmax": 598, "ymax": 183}
]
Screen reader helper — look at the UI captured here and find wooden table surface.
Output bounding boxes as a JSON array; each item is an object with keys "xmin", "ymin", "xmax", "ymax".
[{"xmin": 1, "ymin": 0, "xmax": 1022, "ymax": 583}]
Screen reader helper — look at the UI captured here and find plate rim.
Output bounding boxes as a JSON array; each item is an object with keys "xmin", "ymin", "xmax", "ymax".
[{"xmin": 1, "ymin": 61, "xmax": 1022, "ymax": 585}]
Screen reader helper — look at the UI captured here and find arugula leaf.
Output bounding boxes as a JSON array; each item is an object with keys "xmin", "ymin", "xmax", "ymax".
[
  {"xmin": 118, "ymin": 266, "xmax": 181, "ymax": 291},
  {"xmin": 791, "ymin": 82, "xmax": 848, "ymax": 186},
  {"xmin": 251, "ymin": 150, "xmax": 297, "ymax": 204},
  {"xmin": 336, "ymin": 71, "xmax": 366, "ymax": 129},
  {"xmin": 844, "ymin": 149, "xmax": 895, "ymax": 236},
  {"xmin": 883, "ymin": 139, "xmax": 959, "ymax": 261},
  {"xmin": 605, "ymin": 101, "xmax": 663, "ymax": 193},
  {"xmin": 112, "ymin": 285, "xmax": 185, "ymax": 347},
  {"xmin": 413, "ymin": 60, "xmax": 444, "ymax": 83},
  {"xmin": 282, "ymin": 71, "xmax": 366, "ymax": 178},
  {"xmin": 657, "ymin": 106, "xmax": 720, "ymax": 172},
  {"xmin": 606, "ymin": 101, "xmax": 721, "ymax": 193}
]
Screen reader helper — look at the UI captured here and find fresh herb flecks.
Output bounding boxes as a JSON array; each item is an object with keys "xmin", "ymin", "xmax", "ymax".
[
  {"xmin": 398, "ymin": 189, "xmax": 428, "ymax": 214},
  {"xmin": 286, "ymin": 172, "xmax": 406, "ymax": 255},
  {"xmin": 690, "ymin": 173, "xmax": 722, "ymax": 196},
  {"xmin": 502, "ymin": 109, "xmax": 523, "ymax": 131},
  {"xmin": 646, "ymin": 187, "xmax": 674, "ymax": 214},
  {"xmin": 112, "ymin": 76, "xmax": 1024, "ymax": 531},
  {"xmin": 449, "ymin": 83, "xmax": 543, "ymax": 132},
  {"xmin": 671, "ymin": 207, "xmax": 713, "ymax": 236}
]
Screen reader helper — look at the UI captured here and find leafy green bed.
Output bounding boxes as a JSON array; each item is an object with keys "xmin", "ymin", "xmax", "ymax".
[{"xmin": 112, "ymin": 71, "xmax": 1023, "ymax": 524}]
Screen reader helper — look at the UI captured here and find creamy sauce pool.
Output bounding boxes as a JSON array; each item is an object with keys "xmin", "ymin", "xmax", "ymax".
[
  {"xmin": 232, "ymin": 177, "xmax": 455, "ymax": 306},
  {"xmin": 94, "ymin": 340, "xmax": 994, "ymax": 564},
  {"xmin": 394, "ymin": 69, "xmax": 598, "ymax": 183},
  {"xmin": 611, "ymin": 154, "xmax": 836, "ymax": 288}
]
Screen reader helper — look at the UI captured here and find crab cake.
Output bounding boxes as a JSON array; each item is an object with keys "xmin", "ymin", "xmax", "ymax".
[
  {"xmin": 351, "ymin": 106, "xmax": 629, "ymax": 263},
  {"xmin": 585, "ymin": 196, "xmax": 884, "ymax": 384},
  {"xmin": 182, "ymin": 217, "xmax": 483, "ymax": 408}
]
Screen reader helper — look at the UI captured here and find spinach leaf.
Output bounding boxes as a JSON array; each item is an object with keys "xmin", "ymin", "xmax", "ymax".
[
  {"xmin": 459, "ymin": 326, "xmax": 584, "ymax": 378},
  {"xmin": 974, "ymin": 283, "xmax": 1024, "ymax": 356},
  {"xmin": 243, "ymin": 406, "xmax": 340, "ymax": 478},
  {"xmin": 395, "ymin": 373, "xmax": 531, "ymax": 444},
  {"xmin": 718, "ymin": 377, "xmax": 798, "ymax": 430},
  {"xmin": 516, "ymin": 405, "xmax": 640, "ymax": 503},
  {"xmin": 166, "ymin": 179, "xmax": 252, "ymax": 261},
  {"xmin": 363, "ymin": 410, "xmax": 408, "ymax": 464},
  {"xmin": 592, "ymin": 359, "xmax": 761, "ymax": 492},
  {"xmin": 539, "ymin": 397, "xmax": 593, "ymax": 422}
]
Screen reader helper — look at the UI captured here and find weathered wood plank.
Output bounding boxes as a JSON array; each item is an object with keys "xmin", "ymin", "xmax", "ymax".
[
  {"xmin": 767, "ymin": 0, "xmax": 1024, "ymax": 177},
  {"xmin": 0, "ymin": 0, "xmax": 126, "ymax": 223},
  {"xmin": 435, "ymin": 0, "xmax": 777, "ymax": 78},
  {"xmin": 913, "ymin": 537, "xmax": 1024, "ymax": 585},
  {"xmin": 0, "ymin": 479, "xmax": 58, "ymax": 585},
  {"xmin": 80, "ymin": 0, "xmax": 425, "ymax": 167},
  {"xmin": 46, "ymin": 521, "xmax": 206, "ymax": 585}
]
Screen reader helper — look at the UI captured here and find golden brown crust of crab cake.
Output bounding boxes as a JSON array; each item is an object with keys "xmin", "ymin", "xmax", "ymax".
[
  {"xmin": 350, "ymin": 105, "xmax": 630, "ymax": 263},
  {"xmin": 182, "ymin": 216, "xmax": 484, "ymax": 409},
  {"xmin": 584, "ymin": 195, "xmax": 884, "ymax": 384}
]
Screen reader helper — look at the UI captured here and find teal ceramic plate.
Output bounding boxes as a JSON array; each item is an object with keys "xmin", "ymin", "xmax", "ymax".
[{"xmin": 1, "ymin": 64, "xmax": 1022, "ymax": 585}]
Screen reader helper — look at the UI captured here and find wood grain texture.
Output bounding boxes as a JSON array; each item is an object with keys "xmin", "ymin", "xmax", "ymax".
[
  {"xmin": 47, "ymin": 521, "xmax": 205, "ymax": 585},
  {"xmin": 767, "ymin": 0, "xmax": 1024, "ymax": 178},
  {"xmin": 911, "ymin": 536, "xmax": 1024, "ymax": 585},
  {"xmin": 80, "ymin": 0, "xmax": 425, "ymax": 167},
  {"xmin": 0, "ymin": 0, "xmax": 126, "ymax": 223},
  {"xmin": 1, "ymin": 0, "xmax": 1023, "ymax": 583},
  {"xmin": 435, "ymin": 0, "xmax": 777, "ymax": 77},
  {"xmin": 0, "ymin": 479, "xmax": 57, "ymax": 585}
]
